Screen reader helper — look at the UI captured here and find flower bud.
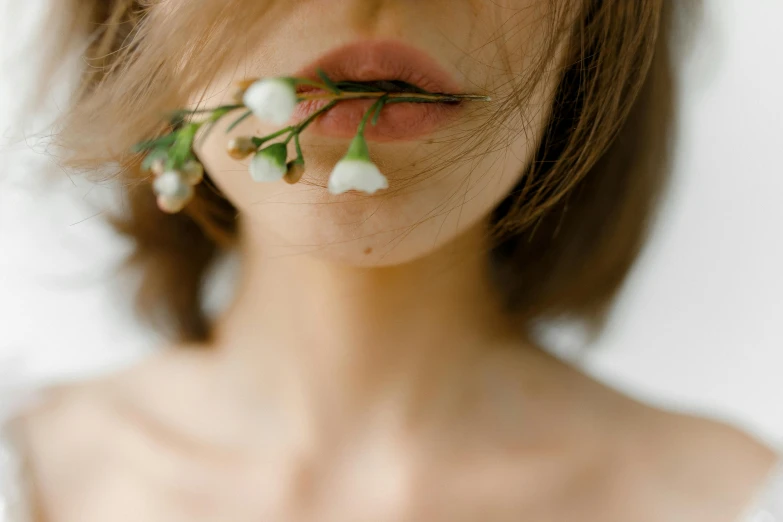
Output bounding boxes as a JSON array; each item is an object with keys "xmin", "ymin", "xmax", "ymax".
[
  {"xmin": 150, "ymin": 157, "xmax": 166, "ymax": 176},
  {"xmin": 284, "ymin": 161, "xmax": 305, "ymax": 184},
  {"xmin": 181, "ymin": 159, "xmax": 204, "ymax": 185},
  {"xmin": 236, "ymin": 78, "xmax": 256, "ymax": 91},
  {"xmin": 232, "ymin": 79, "xmax": 257, "ymax": 103},
  {"xmin": 231, "ymin": 83, "xmax": 251, "ymax": 104},
  {"xmin": 227, "ymin": 136, "xmax": 256, "ymax": 160},
  {"xmin": 249, "ymin": 143, "xmax": 288, "ymax": 183}
]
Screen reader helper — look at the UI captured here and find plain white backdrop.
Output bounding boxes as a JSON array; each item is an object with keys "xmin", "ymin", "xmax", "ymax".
[{"xmin": 1, "ymin": 1, "xmax": 781, "ymax": 444}]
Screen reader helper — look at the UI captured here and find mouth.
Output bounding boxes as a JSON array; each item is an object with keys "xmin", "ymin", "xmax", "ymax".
[{"xmin": 290, "ymin": 40, "xmax": 466, "ymax": 142}]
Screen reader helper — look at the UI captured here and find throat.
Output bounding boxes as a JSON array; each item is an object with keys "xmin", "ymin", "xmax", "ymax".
[{"xmin": 208, "ymin": 220, "xmax": 519, "ymax": 431}]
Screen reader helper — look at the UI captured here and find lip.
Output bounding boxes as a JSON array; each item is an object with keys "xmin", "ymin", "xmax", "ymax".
[{"xmin": 290, "ymin": 40, "xmax": 465, "ymax": 142}]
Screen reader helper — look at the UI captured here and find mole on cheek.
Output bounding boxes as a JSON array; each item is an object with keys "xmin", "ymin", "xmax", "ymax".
[{"xmin": 363, "ymin": 247, "xmax": 373, "ymax": 255}]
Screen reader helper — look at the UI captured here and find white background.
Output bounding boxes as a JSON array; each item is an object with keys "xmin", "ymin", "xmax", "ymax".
[{"xmin": 1, "ymin": 1, "xmax": 781, "ymax": 444}]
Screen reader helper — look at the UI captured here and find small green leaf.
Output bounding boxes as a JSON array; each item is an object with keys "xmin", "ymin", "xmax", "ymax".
[
  {"xmin": 166, "ymin": 111, "xmax": 187, "ymax": 129},
  {"xmin": 316, "ymin": 69, "xmax": 341, "ymax": 94},
  {"xmin": 165, "ymin": 123, "xmax": 199, "ymax": 169},
  {"xmin": 371, "ymin": 95, "xmax": 389, "ymax": 126},
  {"xmin": 141, "ymin": 148, "xmax": 169, "ymax": 171}
]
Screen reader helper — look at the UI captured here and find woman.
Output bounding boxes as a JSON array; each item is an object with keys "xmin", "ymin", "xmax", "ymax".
[{"xmin": 1, "ymin": 0, "xmax": 780, "ymax": 520}]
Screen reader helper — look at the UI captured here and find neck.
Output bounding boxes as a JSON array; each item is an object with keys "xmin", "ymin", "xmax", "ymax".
[{"xmin": 210, "ymin": 219, "xmax": 521, "ymax": 437}]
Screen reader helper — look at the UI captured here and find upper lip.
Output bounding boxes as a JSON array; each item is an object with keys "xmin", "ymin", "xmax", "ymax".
[{"xmin": 292, "ymin": 40, "xmax": 463, "ymax": 95}]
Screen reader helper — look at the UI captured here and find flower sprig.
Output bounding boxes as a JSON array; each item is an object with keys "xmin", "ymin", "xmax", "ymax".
[{"xmin": 131, "ymin": 69, "xmax": 490, "ymax": 213}]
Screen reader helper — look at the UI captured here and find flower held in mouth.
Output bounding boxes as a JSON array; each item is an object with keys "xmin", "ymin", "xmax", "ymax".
[
  {"xmin": 132, "ymin": 72, "xmax": 492, "ymax": 213},
  {"xmin": 242, "ymin": 78, "xmax": 298, "ymax": 125},
  {"xmin": 328, "ymin": 134, "xmax": 388, "ymax": 195}
]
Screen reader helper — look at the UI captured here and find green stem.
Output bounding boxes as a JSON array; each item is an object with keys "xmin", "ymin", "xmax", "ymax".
[
  {"xmin": 383, "ymin": 96, "xmax": 462, "ymax": 104},
  {"xmin": 294, "ymin": 132, "xmax": 304, "ymax": 164},
  {"xmin": 167, "ymin": 122, "xmax": 199, "ymax": 169},
  {"xmin": 168, "ymin": 104, "xmax": 243, "ymax": 126},
  {"xmin": 226, "ymin": 110, "xmax": 253, "ymax": 133},
  {"xmin": 209, "ymin": 106, "xmax": 232, "ymax": 122},
  {"xmin": 283, "ymin": 99, "xmax": 339, "ymax": 144},
  {"xmin": 295, "ymin": 91, "xmax": 488, "ymax": 103},
  {"xmin": 253, "ymin": 125, "xmax": 296, "ymax": 148},
  {"xmin": 265, "ymin": 125, "xmax": 295, "ymax": 141},
  {"xmin": 194, "ymin": 104, "xmax": 245, "ymax": 147},
  {"xmin": 193, "ymin": 104, "xmax": 245, "ymax": 115},
  {"xmin": 135, "ymin": 81, "xmax": 491, "ymax": 173},
  {"xmin": 357, "ymin": 95, "xmax": 388, "ymax": 136}
]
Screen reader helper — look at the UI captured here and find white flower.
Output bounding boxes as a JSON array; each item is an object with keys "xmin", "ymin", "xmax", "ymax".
[
  {"xmin": 152, "ymin": 170, "xmax": 193, "ymax": 200},
  {"xmin": 327, "ymin": 134, "xmax": 388, "ymax": 195},
  {"xmin": 249, "ymin": 143, "xmax": 288, "ymax": 182},
  {"xmin": 328, "ymin": 160, "xmax": 388, "ymax": 195},
  {"xmin": 242, "ymin": 78, "xmax": 298, "ymax": 126}
]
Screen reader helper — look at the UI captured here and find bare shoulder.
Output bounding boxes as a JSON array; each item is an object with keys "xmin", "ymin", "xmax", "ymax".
[
  {"xmin": 18, "ymin": 347, "xmax": 218, "ymax": 457},
  {"xmin": 587, "ymin": 401, "xmax": 774, "ymax": 522},
  {"xmin": 453, "ymin": 347, "xmax": 779, "ymax": 522},
  {"xmin": 15, "ymin": 377, "xmax": 131, "ymax": 521},
  {"xmin": 15, "ymin": 349, "xmax": 217, "ymax": 522},
  {"xmin": 619, "ymin": 406, "xmax": 779, "ymax": 522},
  {"xmin": 19, "ymin": 376, "xmax": 123, "ymax": 471}
]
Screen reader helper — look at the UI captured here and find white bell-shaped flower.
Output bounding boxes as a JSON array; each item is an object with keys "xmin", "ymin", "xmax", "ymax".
[
  {"xmin": 242, "ymin": 78, "xmax": 298, "ymax": 126},
  {"xmin": 152, "ymin": 170, "xmax": 193, "ymax": 200},
  {"xmin": 249, "ymin": 143, "xmax": 288, "ymax": 182},
  {"xmin": 328, "ymin": 134, "xmax": 388, "ymax": 195}
]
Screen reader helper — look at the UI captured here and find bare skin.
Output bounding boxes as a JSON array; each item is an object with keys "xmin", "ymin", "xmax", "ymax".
[{"xmin": 16, "ymin": 221, "xmax": 778, "ymax": 522}]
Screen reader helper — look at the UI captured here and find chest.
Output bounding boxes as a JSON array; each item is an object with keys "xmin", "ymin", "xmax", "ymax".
[
  {"xmin": 20, "ymin": 394, "xmax": 762, "ymax": 522},
  {"xmin": 31, "ymin": 439, "xmax": 649, "ymax": 522}
]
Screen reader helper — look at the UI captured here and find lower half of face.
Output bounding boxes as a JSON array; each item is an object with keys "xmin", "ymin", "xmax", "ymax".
[{"xmin": 193, "ymin": 0, "xmax": 563, "ymax": 266}]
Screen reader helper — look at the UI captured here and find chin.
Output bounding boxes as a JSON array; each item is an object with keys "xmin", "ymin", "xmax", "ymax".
[{"xmin": 240, "ymin": 184, "xmax": 470, "ymax": 267}]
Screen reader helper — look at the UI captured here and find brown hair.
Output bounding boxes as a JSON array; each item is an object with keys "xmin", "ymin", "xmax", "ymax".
[{"xmin": 44, "ymin": 0, "xmax": 674, "ymax": 344}]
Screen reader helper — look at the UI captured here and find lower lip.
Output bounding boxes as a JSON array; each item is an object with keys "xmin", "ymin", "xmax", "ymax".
[{"xmin": 292, "ymin": 97, "xmax": 463, "ymax": 142}]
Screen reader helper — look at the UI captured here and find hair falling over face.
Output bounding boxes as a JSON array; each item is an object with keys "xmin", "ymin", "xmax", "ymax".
[{"xmin": 43, "ymin": 0, "xmax": 672, "ymax": 344}]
